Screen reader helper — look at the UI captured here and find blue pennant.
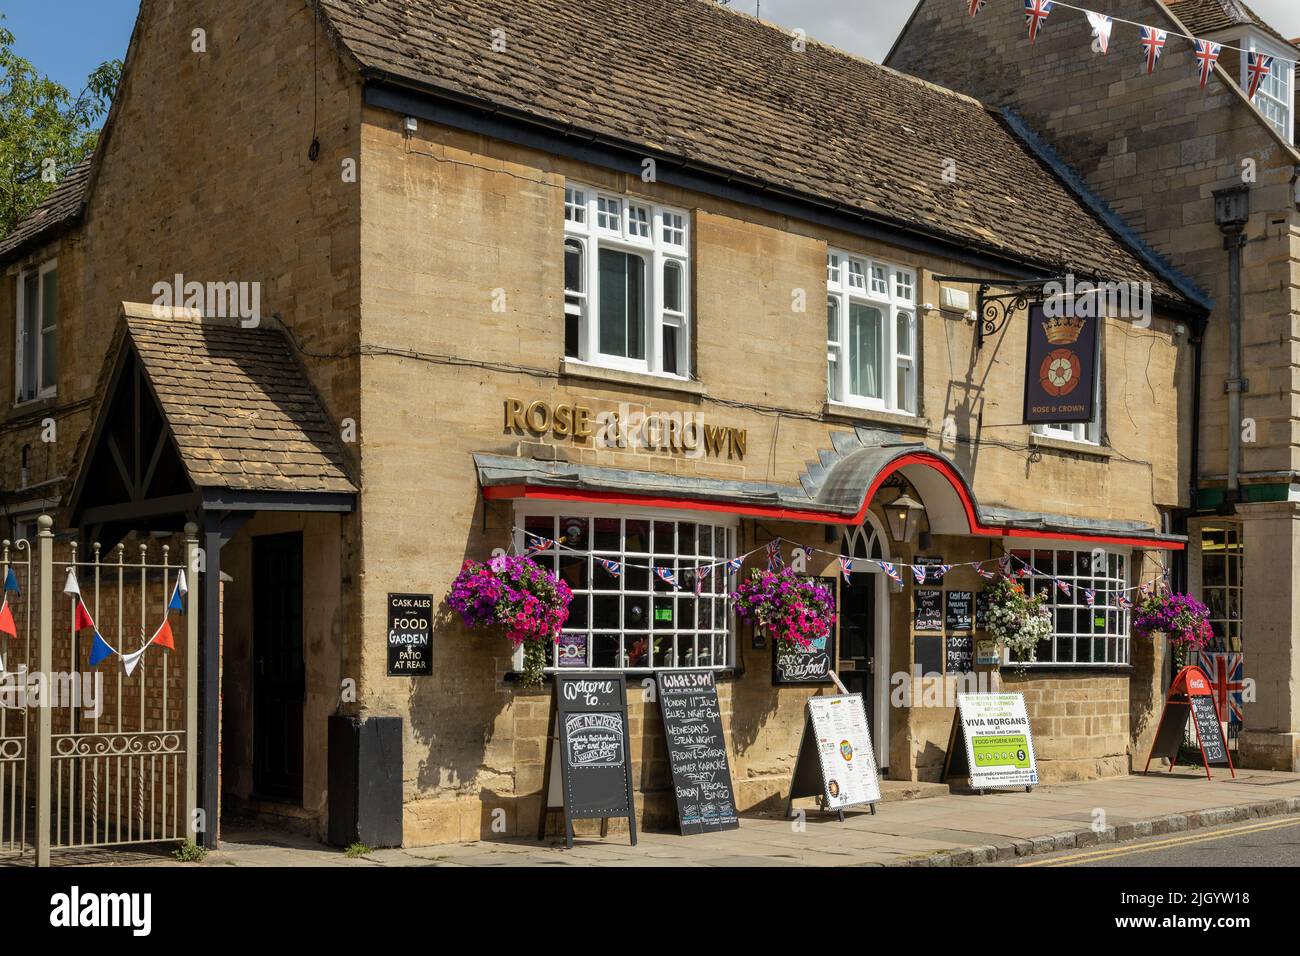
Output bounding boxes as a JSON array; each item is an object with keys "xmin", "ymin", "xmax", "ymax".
[
  {"xmin": 167, "ymin": 585, "xmax": 185, "ymax": 614},
  {"xmin": 87, "ymin": 632, "xmax": 116, "ymax": 668},
  {"xmin": 3, "ymin": 567, "xmax": 18, "ymax": 594}
]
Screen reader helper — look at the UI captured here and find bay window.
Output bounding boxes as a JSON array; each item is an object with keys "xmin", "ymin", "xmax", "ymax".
[
  {"xmin": 515, "ymin": 506, "xmax": 736, "ymax": 673},
  {"xmin": 826, "ymin": 250, "xmax": 916, "ymax": 414},
  {"xmin": 563, "ymin": 184, "xmax": 690, "ymax": 378},
  {"xmin": 1009, "ymin": 547, "xmax": 1130, "ymax": 666}
]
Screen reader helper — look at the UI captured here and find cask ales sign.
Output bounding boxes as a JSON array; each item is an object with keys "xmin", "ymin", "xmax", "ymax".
[
  {"xmin": 386, "ymin": 593, "xmax": 433, "ymax": 676},
  {"xmin": 656, "ymin": 670, "xmax": 739, "ymax": 835}
]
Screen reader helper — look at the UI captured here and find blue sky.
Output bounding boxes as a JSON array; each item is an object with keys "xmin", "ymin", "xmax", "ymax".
[{"xmin": 4, "ymin": 0, "xmax": 1300, "ymax": 99}]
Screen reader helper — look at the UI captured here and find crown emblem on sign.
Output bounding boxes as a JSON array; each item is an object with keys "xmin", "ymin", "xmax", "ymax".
[{"xmin": 1042, "ymin": 314, "xmax": 1085, "ymax": 345}]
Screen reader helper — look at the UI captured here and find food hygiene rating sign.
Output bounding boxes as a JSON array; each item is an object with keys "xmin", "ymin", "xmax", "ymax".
[
  {"xmin": 942, "ymin": 693, "xmax": 1039, "ymax": 790},
  {"xmin": 1023, "ymin": 304, "xmax": 1098, "ymax": 425}
]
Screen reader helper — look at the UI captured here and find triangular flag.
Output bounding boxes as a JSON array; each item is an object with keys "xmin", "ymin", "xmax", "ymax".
[
  {"xmin": 1085, "ymin": 12, "xmax": 1112, "ymax": 55},
  {"xmin": 176, "ymin": 568, "xmax": 188, "ymax": 597},
  {"xmin": 1140, "ymin": 26, "xmax": 1167, "ymax": 76},
  {"xmin": 63, "ymin": 568, "xmax": 81, "ymax": 597},
  {"xmin": 967, "ymin": 0, "xmax": 987, "ymax": 17},
  {"xmin": 122, "ymin": 645, "xmax": 148, "ymax": 677},
  {"xmin": 168, "ymin": 579, "xmax": 185, "ymax": 613},
  {"xmin": 1024, "ymin": 0, "xmax": 1054, "ymax": 45},
  {"xmin": 912, "ymin": 565, "xmax": 927, "ymax": 585},
  {"xmin": 1248, "ymin": 51, "xmax": 1274, "ymax": 100},
  {"xmin": 151, "ymin": 618, "xmax": 175, "ymax": 651},
  {"xmin": 1194, "ymin": 40, "xmax": 1222, "ymax": 89},
  {"xmin": 74, "ymin": 599, "xmax": 96, "ymax": 633},
  {"xmin": 88, "ymin": 632, "xmax": 116, "ymax": 668},
  {"xmin": 3, "ymin": 567, "xmax": 19, "ymax": 594},
  {"xmin": 0, "ymin": 598, "xmax": 16, "ymax": 639}
]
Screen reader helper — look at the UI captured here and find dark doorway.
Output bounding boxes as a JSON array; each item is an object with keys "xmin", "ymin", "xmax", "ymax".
[
  {"xmin": 252, "ymin": 532, "xmax": 305, "ymax": 803},
  {"xmin": 839, "ymin": 574, "xmax": 876, "ymax": 748}
]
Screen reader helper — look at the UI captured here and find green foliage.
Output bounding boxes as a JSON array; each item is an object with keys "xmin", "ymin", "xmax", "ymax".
[
  {"xmin": 0, "ymin": 16, "xmax": 122, "ymax": 235},
  {"xmin": 344, "ymin": 842, "xmax": 373, "ymax": 858},
  {"xmin": 173, "ymin": 839, "xmax": 207, "ymax": 863}
]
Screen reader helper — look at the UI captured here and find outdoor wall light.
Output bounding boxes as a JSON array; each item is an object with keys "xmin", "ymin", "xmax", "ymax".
[{"xmin": 886, "ymin": 492, "xmax": 925, "ymax": 543}]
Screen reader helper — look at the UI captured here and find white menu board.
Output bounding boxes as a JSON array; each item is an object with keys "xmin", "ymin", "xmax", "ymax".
[{"xmin": 807, "ymin": 695, "xmax": 881, "ymax": 809}]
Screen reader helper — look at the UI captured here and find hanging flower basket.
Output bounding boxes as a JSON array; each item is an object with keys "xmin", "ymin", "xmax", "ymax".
[
  {"xmin": 982, "ymin": 574, "xmax": 1051, "ymax": 665},
  {"xmin": 448, "ymin": 554, "xmax": 572, "ymax": 687},
  {"xmin": 732, "ymin": 567, "xmax": 836, "ymax": 654},
  {"xmin": 1132, "ymin": 588, "xmax": 1212, "ymax": 666}
]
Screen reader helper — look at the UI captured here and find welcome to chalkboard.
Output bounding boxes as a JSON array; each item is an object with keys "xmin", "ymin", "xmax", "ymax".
[
  {"xmin": 657, "ymin": 670, "xmax": 739, "ymax": 835},
  {"xmin": 538, "ymin": 672, "xmax": 637, "ymax": 847}
]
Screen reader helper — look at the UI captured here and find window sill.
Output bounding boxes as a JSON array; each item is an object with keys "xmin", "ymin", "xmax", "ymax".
[
  {"xmin": 560, "ymin": 359, "xmax": 706, "ymax": 397},
  {"xmin": 1028, "ymin": 433, "xmax": 1113, "ymax": 459},
  {"xmin": 504, "ymin": 667, "xmax": 736, "ymax": 685},
  {"xmin": 6, "ymin": 393, "xmax": 60, "ymax": 421},
  {"xmin": 823, "ymin": 402, "xmax": 928, "ymax": 433}
]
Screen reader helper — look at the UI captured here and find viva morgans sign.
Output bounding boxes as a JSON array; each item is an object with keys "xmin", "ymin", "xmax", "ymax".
[{"xmin": 1022, "ymin": 305, "xmax": 1098, "ymax": 425}]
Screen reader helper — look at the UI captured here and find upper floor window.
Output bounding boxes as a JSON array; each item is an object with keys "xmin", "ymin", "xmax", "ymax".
[
  {"xmin": 826, "ymin": 250, "xmax": 916, "ymax": 414},
  {"xmin": 15, "ymin": 260, "xmax": 57, "ymax": 403},
  {"xmin": 563, "ymin": 184, "xmax": 690, "ymax": 378},
  {"xmin": 1243, "ymin": 36, "xmax": 1294, "ymax": 142},
  {"xmin": 1033, "ymin": 419, "xmax": 1099, "ymax": 444}
]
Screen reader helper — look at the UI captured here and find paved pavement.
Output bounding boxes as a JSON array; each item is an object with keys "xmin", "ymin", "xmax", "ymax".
[
  {"xmin": 1005, "ymin": 814, "xmax": 1300, "ymax": 867},
  {"xmin": 143, "ymin": 767, "xmax": 1300, "ymax": 868}
]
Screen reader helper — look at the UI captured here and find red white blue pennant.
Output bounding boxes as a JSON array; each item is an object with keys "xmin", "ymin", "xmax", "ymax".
[
  {"xmin": 1247, "ymin": 51, "xmax": 1274, "ymax": 100},
  {"xmin": 1024, "ymin": 0, "xmax": 1054, "ymax": 45}
]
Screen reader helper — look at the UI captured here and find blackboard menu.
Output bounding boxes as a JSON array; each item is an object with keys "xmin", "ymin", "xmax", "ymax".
[
  {"xmin": 773, "ymin": 575, "xmax": 836, "ymax": 684},
  {"xmin": 914, "ymin": 589, "xmax": 943, "ymax": 631},
  {"xmin": 946, "ymin": 633, "xmax": 974, "ymax": 673},
  {"xmin": 1190, "ymin": 695, "xmax": 1229, "ymax": 765},
  {"xmin": 386, "ymin": 593, "xmax": 433, "ymax": 676},
  {"xmin": 915, "ymin": 556, "xmax": 946, "ymax": 584},
  {"xmin": 656, "ymin": 670, "xmax": 739, "ymax": 835},
  {"xmin": 556, "ymin": 673, "xmax": 635, "ymax": 820},
  {"xmin": 976, "ymin": 589, "xmax": 990, "ymax": 629},
  {"xmin": 915, "ymin": 634, "xmax": 943, "ymax": 676},
  {"xmin": 946, "ymin": 591, "xmax": 974, "ymax": 632}
]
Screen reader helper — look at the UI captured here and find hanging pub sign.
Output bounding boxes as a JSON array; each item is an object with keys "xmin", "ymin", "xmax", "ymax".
[
  {"xmin": 656, "ymin": 670, "xmax": 740, "ymax": 835},
  {"xmin": 773, "ymin": 575, "xmax": 836, "ymax": 684},
  {"xmin": 538, "ymin": 673, "xmax": 637, "ymax": 847},
  {"xmin": 386, "ymin": 593, "xmax": 433, "ymax": 676},
  {"xmin": 784, "ymin": 693, "xmax": 881, "ymax": 820},
  {"xmin": 1145, "ymin": 665, "xmax": 1235, "ymax": 781},
  {"xmin": 941, "ymin": 692, "xmax": 1039, "ymax": 791},
  {"xmin": 1023, "ymin": 304, "xmax": 1098, "ymax": 425}
]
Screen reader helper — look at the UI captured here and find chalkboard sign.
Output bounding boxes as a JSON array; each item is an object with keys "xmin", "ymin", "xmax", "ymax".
[
  {"xmin": 915, "ymin": 634, "xmax": 943, "ymax": 676},
  {"xmin": 538, "ymin": 672, "xmax": 637, "ymax": 847},
  {"xmin": 914, "ymin": 589, "xmax": 943, "ymax": 632},
  {"xmin": 386, "ymin": 593, "xmax": 433, "ymax": 676},
  {"xmin": 773, "ymin": 575, "xmax": 836, "ymax": 684},
  {"xmin": 946, "ymin": 633, "xmax": 974, "ymax": 674},
  {"xmin": 656, "ymin": 670, "xmax": 739, "ymax": 835},
  {"xmin": 1144, "ymin": 665, "xmax": 1234, "ymax": 780},
  {"xmin": 975, "ymin": 589, "xmax": 990, "ymax": 630},
  {"xmin": 785, "ymin": 694, "xmax": 881, "ymax": 820},
  {"xmin": 946, "ymin": 591, "xmax": 974, "ymax": 632},
  {"xmin": 915, "ymin": 556, "xmax": 946, "ymax": 584}
]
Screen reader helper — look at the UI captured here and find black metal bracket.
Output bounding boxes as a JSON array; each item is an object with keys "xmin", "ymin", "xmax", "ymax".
[{"xmin": 934, "ymin": 275, "xmax": 1067, "ymax": 350}]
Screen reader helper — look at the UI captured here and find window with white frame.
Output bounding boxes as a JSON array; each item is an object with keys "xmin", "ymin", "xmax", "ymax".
[
  {"xmin": 517, "ymin": 507, "xmax": 736, "ymax": 672},
  {"xmin": 1199, "ymin": 522, "xmax": 1243, "ymax": 653},
  {"xmin": 826, "ymin": 250, "xmax": 916, "ymax": 413},
  {"xmin": 1243, "ymin": 36, "xmax": 1294, "ymax": 143},
  {"xmin": 563, "ymin": 184, "xmax": 690, "ymax": 378},
  {"xmin": 15, "ymin": 260, "xmax": 57, "ymax": 402},
  {"xmin": 1008, "ymin": 547, "xmax": 1130, "ymax": 666}
]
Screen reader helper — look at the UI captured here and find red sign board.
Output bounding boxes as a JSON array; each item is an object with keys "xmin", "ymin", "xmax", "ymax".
[{"xmin": 1144, "ymin": 665, "xmax": 1235, "ymax": 780}]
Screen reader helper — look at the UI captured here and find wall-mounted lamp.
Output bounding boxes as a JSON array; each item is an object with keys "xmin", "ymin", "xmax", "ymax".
[{"xmin": 885, "ymin": 492, "xmax": 925, "ymax": 543}]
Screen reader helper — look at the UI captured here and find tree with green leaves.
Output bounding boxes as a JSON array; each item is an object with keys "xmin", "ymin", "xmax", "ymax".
[{"xmin": 0, "ymin": 18, "xmax": 121, "ymax": 236}]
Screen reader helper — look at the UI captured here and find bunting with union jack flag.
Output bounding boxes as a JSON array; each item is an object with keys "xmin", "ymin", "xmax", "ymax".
[
  {"xmin": 1247, "ymin": 51, "xmax": 1275, "ymax": 100},
  {"xmin": 1024, "ymin": 0, "xmax": 1054, "ymax": 45},
  {"xmin": 967, "ymin": 0, "xmax": 987, "ymax": 16},
  {"xmin": 839, "ymin": 556, "xmax": 853, "ymax": 582},
  {"xmin": 654, "ymin": 565, "xmax": 680, "ymax": 590},
  {"xmin": 1194, "ymin": 39, "xmax": 1222, "ymax": 88},
  {"xmin": 1139, "ymin": 26, "xmax": 1167, "ymax": 75}
]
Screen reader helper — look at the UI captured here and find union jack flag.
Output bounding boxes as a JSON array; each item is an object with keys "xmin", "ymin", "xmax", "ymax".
[
  {"xmin": 839, "ymin": 556, "xmax": 853, "ymax": 582},
  {"xmin": 1247, "ymin": 51, "xmax": 1275, "ymax": 100},
  {"xmin": 525, "ymin": 536, "xmax": 555, "ymax": 555},
  {"xmin": 1139, "ymin": 26, "xmax": 1167, "ymax": 75},
  {"xmin": 765, "ymin": 541, "xmax": 784, "ymax": 570},
  {"xmin": 694, "ymin": 565, "xmax": 712, "ymax": 595},
  {"xmin": 799, "ymin": 546, "xmax": 815, "ymax": 560},
  {"xmin": 597, "ymin": 558, "xmax": 621, "ymax": 578},
  {"xmin": 879, "ymin": 561, "xmax": 901, "ymax": 583},
  {"xmin": 1204, "ymin": 652, "xmax": 1245, "ymax": 725},
  {"xmin": 1056, "ymin": 579, "xmax": 1071, "ymax": 597},
  {"xmin": 1194, "ymin": 39, "xmax": 1222, "ymax": 89},
  {"xmin": 654, "ymin": 565, "xmax": 680, "ymax": 590},
  {"xmin": 1085, "ymin": 11, "xmax": 1112, "ymax": 55},
  {"xmin": 1117, "ymin": 594, "xmax": 1132, "ymax": 610},
  {"xmin": 998, "ymin": 555, "xmax": 1012, "ymax": 575},
  {"xmin": 1084, "ymin": 588, "xmax": 1096, "ymax": 607},
  {"xmin": 1024, "ymin": 0, "xmax": 1054, "ymax": 45},
  {"xmin": 976, "ymin": 565, "xmax": 997, "ymax": 580},
  {"xmin": 912, "ymin": 564, "xmax": 928, "ymax": 585},
  {"xmin": 937, "ymin": 564, "xmax": 952, "ymax": 578},
  {"xmin": 967, "ymin": 0, "xmax": 987, "ymax": 16},
  {"xmin": 726, "ymin": 556, "xmax": 744, "ymax": 575}
]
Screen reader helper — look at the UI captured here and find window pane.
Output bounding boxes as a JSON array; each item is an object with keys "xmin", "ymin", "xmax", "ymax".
[
  {"xmin": 598, "ymin": 249, "xmax": 645, "ymax": 359},
  {"xmin": 564, "ymin": 240, "xmax": 583, "ymax": 292},
  {"xmin": 848, "ymin": 304, "xmax": 882, "ymax": 399},
  {"xmin": 662, "ymin": 324, "xmax": 679, "ymax": 376},
  {"xmin": 663, "ymin": 260, "xmax": 682, "ymax": 313},
  {"xmin": 21, "ymin": 273, "xmax": 38, "ymax": 399}
]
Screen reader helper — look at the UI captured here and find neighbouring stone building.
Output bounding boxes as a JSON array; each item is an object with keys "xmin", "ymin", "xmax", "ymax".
[
  {"xmin": 889, "ymin": 0, "xmax": 1300, "ymax": 772},
  {"xmin": 1, "ymin": 0, "xmax": 1209, "ymax": 849}
]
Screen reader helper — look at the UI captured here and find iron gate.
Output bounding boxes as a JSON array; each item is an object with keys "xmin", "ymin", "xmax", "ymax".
[{"xmin": 1, "ymin": 517, "xmax": 198, "ymax": 865}]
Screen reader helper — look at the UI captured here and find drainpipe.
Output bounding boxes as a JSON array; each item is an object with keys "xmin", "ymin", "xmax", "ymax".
[{"xmin": 1213, "ymin": 185, "xmax": 1251, "ymax": 511}]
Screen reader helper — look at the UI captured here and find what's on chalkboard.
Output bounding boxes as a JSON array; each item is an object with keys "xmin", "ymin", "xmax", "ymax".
[{"xmin": 656, "ymin": 670, "xmax": 740, "ymax": 835}]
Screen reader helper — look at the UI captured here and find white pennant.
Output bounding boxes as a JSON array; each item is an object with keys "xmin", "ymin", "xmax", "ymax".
[
  {"xmin": 122, "ymin": 639, "xmax": 153, "ymax": 677},
  {"xmin": 1085, "ymin": 11, "xmax": 1113, "ymax": 54},
  {"xmin": 176, "ymin": 568, "xmax": 188, "ymax": 596},
  {"xmin": 63, "ymin": 568, "xmax": 81, "ymax": 597}
]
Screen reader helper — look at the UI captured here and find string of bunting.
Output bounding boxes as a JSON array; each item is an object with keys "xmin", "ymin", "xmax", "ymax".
[
  {"xmin": 972, "ymin": 1, "xmax": 1284, "ymax": 97},
  {"xmin": 62, "ymin": 567, "xmax": 187, "ymax": 675},
  {"xmin": 0, "ymin": 567, "xmax": 21, "ymax": 671},
  {"xmin": 513, "ymin": 528, "xmax": 1169, "ymax": 605}
]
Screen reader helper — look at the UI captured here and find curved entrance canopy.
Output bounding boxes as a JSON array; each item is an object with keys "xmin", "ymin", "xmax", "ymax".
[{"xmin": 476, "ymin": 436, "xmax": 1185, "ymax": 551}]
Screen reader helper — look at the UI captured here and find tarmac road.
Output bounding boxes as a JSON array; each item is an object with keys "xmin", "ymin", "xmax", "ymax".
[{"xmin": 1002, "ymin": 814, "xmax": 1300, "ymax": 867}]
